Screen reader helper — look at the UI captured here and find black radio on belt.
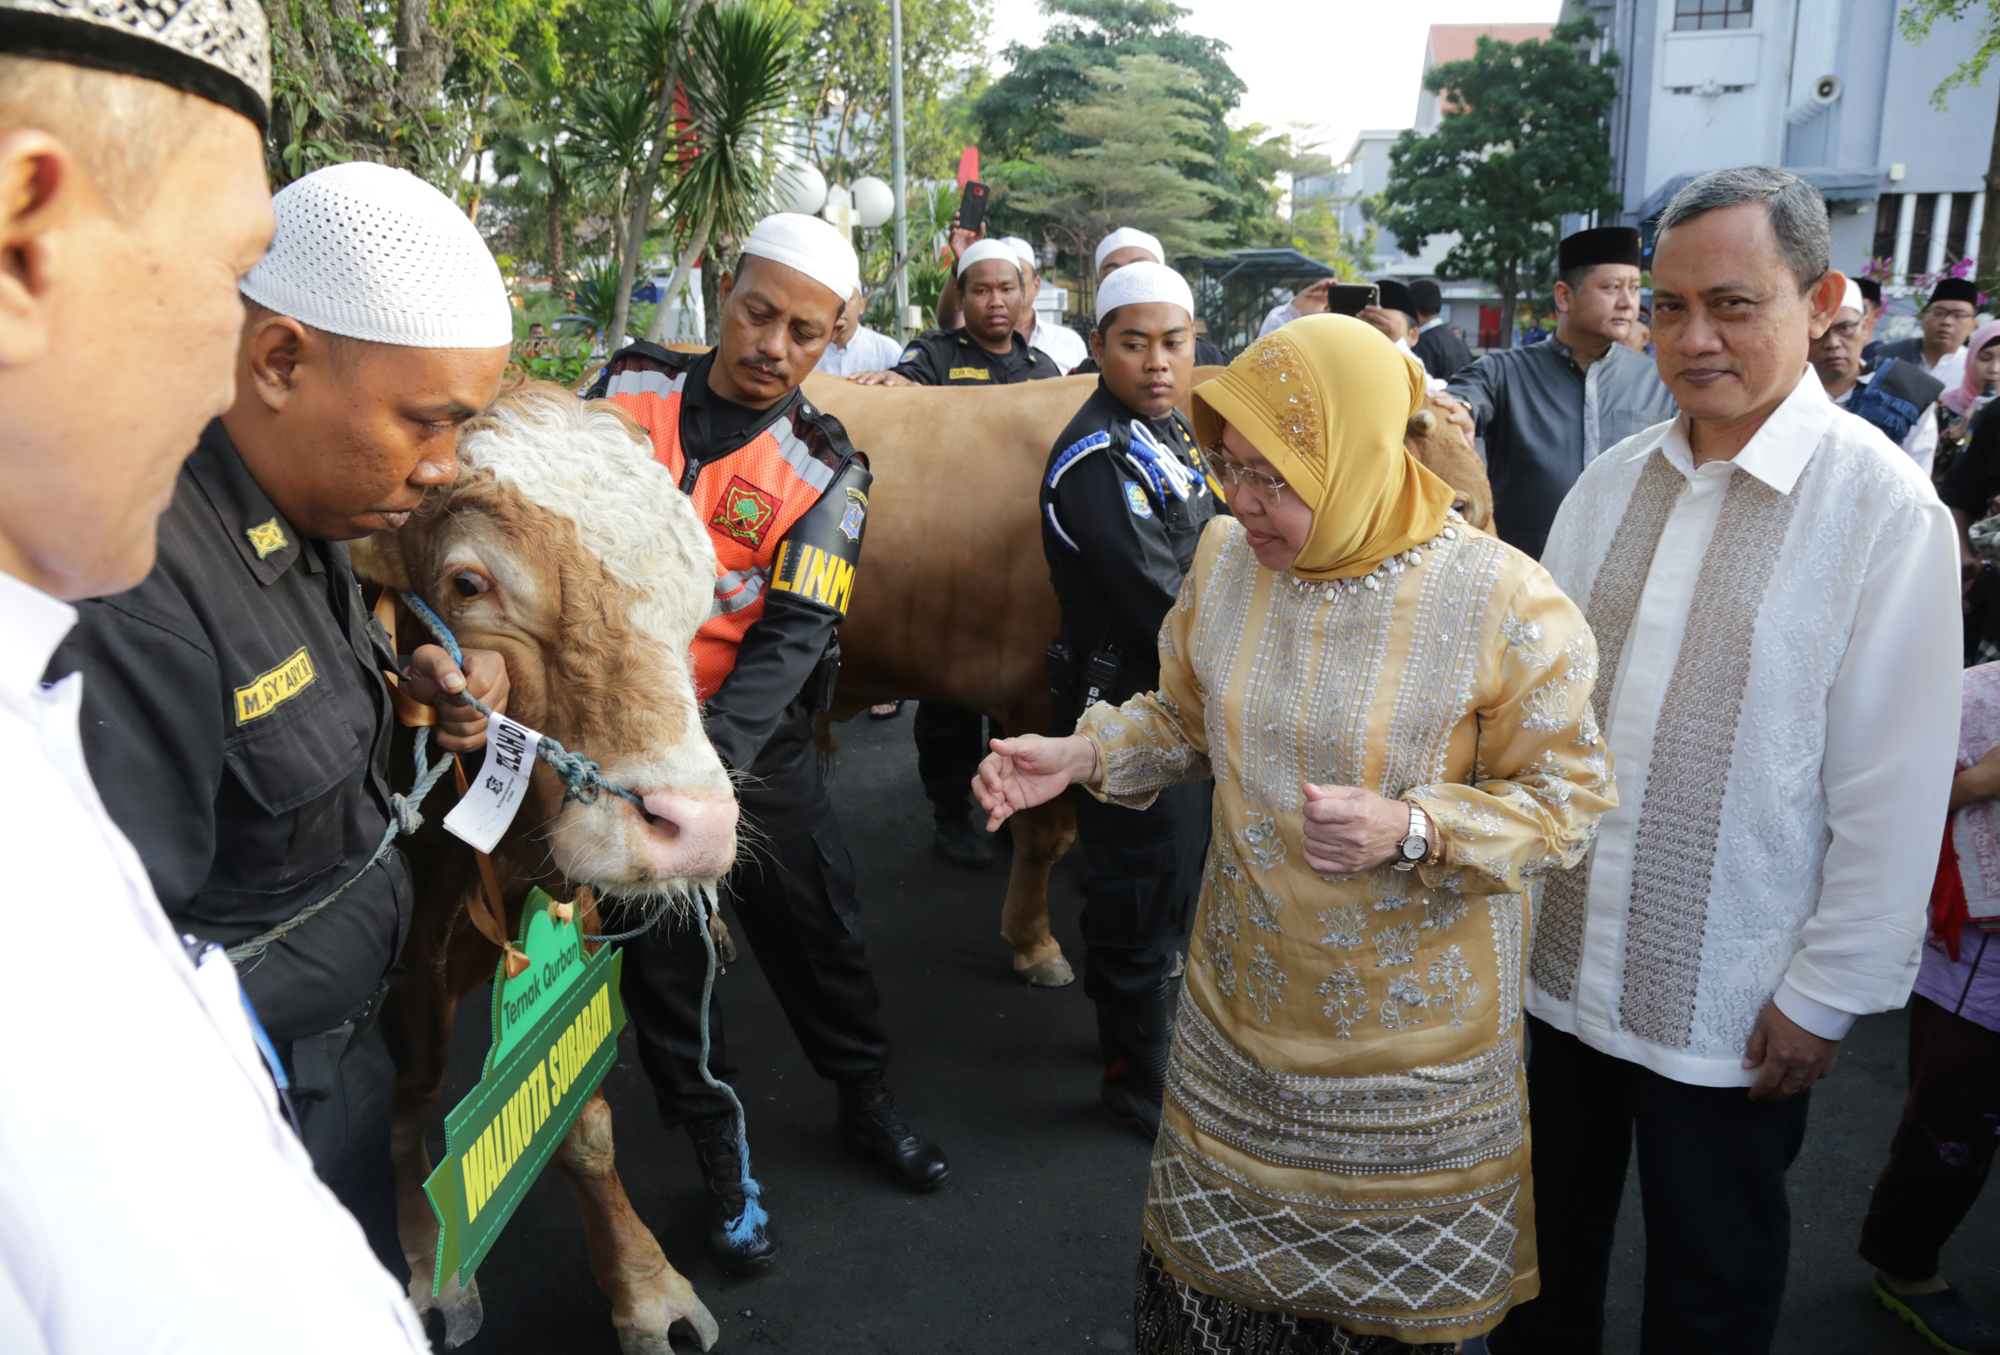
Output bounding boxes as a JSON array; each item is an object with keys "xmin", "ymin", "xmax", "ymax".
[
  {"xmin": 805, "ymin": 634, "xmax": 842, "ymax": 714},
  {"xmin": 1045, "ymin": 636, "xmax": 1120, "ymax": 733}
]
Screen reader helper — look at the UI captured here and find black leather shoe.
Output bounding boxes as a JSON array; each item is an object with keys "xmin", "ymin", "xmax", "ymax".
[
  {"xmin": 837, "ymin": 1079, "xmax": 950, "ymax": 1191},
  {"xmin": 686, "ymin": 1112, "xmax": 778, "ymax": 1273},
  {"xmin": 1097, "ymin": 981, "xmax": 1176, "ymax": 1141},
  {"xmin": 932, "ymin": 813, "xmax": 994, "ymax": 869}
]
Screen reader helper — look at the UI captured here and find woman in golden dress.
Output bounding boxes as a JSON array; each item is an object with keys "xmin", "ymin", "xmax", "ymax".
[{"xmin": 976, "ymin": 315, "xmax": 1616, "ymax": 1354}]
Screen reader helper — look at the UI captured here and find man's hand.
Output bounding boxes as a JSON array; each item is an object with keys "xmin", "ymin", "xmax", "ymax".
[
  {"xmin": 1430, "ymin": 392, "xmax": 1476, "ymax": 445},
  {"xmin": 1742, "ymin": 1000, "xmax": 1841, "ymax": 1101},
  {"xmin": 848, "ymin": 370, "xmax": 914, "ymax": 387},
  {"xmin": 1292, "ymin": 279, "xmax": 1335, "ymax": 315},
  {"xmin": 973, "ymin": 734, "xmax": 1098, "ymax": 831},
  {"xmin": 1301, "ymin": 784, "xmax": 1412, "ymax": 875},
  {"xmin": 405, "ymin": 644, "xmax": 510, "ymax": 754},
  {"xmin": 948, "ymin": 217, "xmax": 985, "ymax": 262}
]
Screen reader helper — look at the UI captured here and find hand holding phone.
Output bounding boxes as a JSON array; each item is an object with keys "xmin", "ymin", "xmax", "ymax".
[{"xmin": 957, "ymin": 181, "xmax": 990, "ymax": 238}]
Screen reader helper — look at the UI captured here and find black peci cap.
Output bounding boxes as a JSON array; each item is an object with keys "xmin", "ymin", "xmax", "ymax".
[
  {"xmin": 1558, "ymin": 225, "xmax": 1643, "ymax": 275},
  {"xmin": 1409, "ymin": 279, "xmax": 1443, "ymax": 315},
  {"xmin": 1374, "ymin": 277, "xmax": 1420, "ymax": 323},
  {"xmin": 1856, "ymin": 277, "xmax": 1882, "ymax": 308},
  {"xmin": 1930, "ymin": 277, "xmax": 1980, "ymax": 309}
]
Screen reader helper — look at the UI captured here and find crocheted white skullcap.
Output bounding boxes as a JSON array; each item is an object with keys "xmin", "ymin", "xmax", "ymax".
[
  {"xmin": 1001, "ymin": 236, "xmax": 1037, "ymax": 268},
  {"xmin": 1095, "ymin": 227, "xmax": 1165, "ymax": 272},
  {"xmin": 1095, "ymin": 261, "xmax": 1194, "ymax": 324},
  {"xmin": 239, "ymin": 161, "xmax": 513, "ymax": 349},
  {"xmin": 740, "ymin": 212, "xmax": 860, "ymax": 307},
  {"xmin": 956, "ymin": 238, "xmax": 1021, "ymax": 278}
]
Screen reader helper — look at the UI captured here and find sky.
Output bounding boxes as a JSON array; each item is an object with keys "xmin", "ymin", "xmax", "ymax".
[{"xmin": 983, "ymin": 0, "xmax": 1564, "ymax": 160}]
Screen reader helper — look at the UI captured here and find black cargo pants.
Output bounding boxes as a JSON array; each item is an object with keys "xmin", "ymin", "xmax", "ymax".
[
  {"xmin": 620, "ymin": 700, "xmax": 891, "ymax": 1126},
  {"xmin": 1073, "ymin": 780, "xmax": 1209, "ymax": 1003}
]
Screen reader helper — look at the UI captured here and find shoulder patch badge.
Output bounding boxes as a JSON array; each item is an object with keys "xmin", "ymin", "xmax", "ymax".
[
  {"xmin": 246, "ymin": 517, "xmax": 289, "ymax": 559},
  {"xmin": 899, "ymin": 346, "xmax": 921, "ymax": 364},
  {"xmin": 947, "ymin": 366, "xmax": 992, "ymax": 381},
  {"xmin": 1123, "ymin": 481, "xmax": 1155, "ymax": 519},
  {"xmin": 711, "ymin": 476, "xmax": 783, "ymax": 548},
  {"xmin": 838, "ymin": 487, "xmax": 868, "ymax": 542},
  {"xmin": 235, "ymin": 646, "xmax": 316, "ymax": 724}
]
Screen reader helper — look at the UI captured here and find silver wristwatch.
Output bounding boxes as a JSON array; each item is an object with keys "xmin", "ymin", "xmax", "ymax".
[{"xmin": 1392, "ymin": 802, "xmax": 1431, "ymax": 872}]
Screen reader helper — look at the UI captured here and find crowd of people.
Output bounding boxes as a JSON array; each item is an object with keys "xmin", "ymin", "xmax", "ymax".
[{"xmin": 2, "ymin": 5, "xmax": 1997, "ymax": 1355}]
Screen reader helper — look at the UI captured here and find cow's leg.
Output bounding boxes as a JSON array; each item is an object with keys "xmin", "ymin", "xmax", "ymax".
[
  {"xmin": 1000, "ymin": 796, "xmax": 1078, "ymax": 986},
  {"xmin": 386, "ymin": 981, "xmax": 487, "ymax": 1348},
  {"xmin": 555, "ymin": 1089, "xmax": 719, "ymax": 1354}
]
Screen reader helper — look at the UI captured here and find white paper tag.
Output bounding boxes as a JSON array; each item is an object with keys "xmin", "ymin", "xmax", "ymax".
[{"xmin": 443, "ymin": 712, "xmax": 543, "ymax": 854}]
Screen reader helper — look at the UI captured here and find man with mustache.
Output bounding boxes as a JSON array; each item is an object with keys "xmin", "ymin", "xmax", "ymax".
[
  {"xmin": 46, "ymin": 161, "xmax": 514, "ymax": 1266},
  {"xmin": 1493, "ymin": 166, "xmax": 1961, "ymax": 1355},
  {"xmin": 591, "ymin": 212, "xmax": 949, "ymax": 1275}
]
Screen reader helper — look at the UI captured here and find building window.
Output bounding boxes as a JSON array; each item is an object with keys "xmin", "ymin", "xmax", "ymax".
[
  {"xmin": 1910, "ymin": 193, "xmax": 1938, "ymax": 274},
  {"xmin": 1947, "ymin": 193, "xmax": 1974, "ymax": 266},
  {"xmin": 1674, "ymin": 0, "xmax": 1753, "ymax": 30},
  {"xmin": 1873, "ymin": 193, "xmax": 1902, "ymax": 264}
]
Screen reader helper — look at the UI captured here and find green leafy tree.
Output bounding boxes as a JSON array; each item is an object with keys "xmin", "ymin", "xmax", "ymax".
[
  {"xmin": 1898, "ymin": 0, "xmax": 2000, "ymax": 294},
  {"xmin": 1011, "ymin": 53, "xmax": 1228, "ymax": 305},
  {"xmin": 642, "ymin": 0, "xmax": 810, "ymax": 344},
  {"xmin": 1377, "ymin": 17, "xmax": 1618, "ymax": 348},
  {"xmin": 975, "ymin": 0, "xmax": 1273, "ymax": 251},
  {"xmin": 797, "ymin": 0, "xmax": 992, "ymax": 184},
  {"xmin": 265, "ymin": 0, "xmax": 570, "ymax": 189}
]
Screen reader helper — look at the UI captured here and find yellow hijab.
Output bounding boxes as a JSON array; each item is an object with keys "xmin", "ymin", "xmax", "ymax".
[{"xmin": 1191, "ymin": 313, "xmax": 1455, "ymax": 581}]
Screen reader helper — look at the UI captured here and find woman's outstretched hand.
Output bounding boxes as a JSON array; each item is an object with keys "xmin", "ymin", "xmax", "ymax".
[{"xmin": 973, "ymin": 734, "xmax": 1099, "ymax": 831}]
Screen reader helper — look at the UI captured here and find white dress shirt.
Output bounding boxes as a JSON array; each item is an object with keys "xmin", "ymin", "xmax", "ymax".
[
  {"xmin": 814, "ymin": 324, "xmax": 904, "ymax": 377},
  {"xmin": 1534, "ymin": 370, "xmax": 1961, "ymax": 1087},
  {"xmin": 1024, "ymin": 315, "xmax": 1089, "ymax": 374},
  {"xmin": 0, "ymin": 571, "xmax": 429, "ymax": 1354},
  {"xmin": 1924, "ymin": 345, "xmax": 1969, "ymax": 390}
]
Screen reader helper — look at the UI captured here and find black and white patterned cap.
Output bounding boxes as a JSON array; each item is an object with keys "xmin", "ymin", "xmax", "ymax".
[{"xmin": 0, "ymin": 0, "xmax": 270, "ymax": 131}]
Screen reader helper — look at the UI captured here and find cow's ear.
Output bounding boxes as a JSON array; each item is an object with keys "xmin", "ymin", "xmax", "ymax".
[{"xmin": 351, "ymin": 531, "xmax": 413, "ymax": 591}]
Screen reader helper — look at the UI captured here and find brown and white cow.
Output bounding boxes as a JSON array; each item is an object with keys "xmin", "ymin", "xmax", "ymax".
[
  {"xmin": 356, "ymin": 380, "xmax": 738, "ymax": 1353},
  {"xmin": 802, "ymin": 368, "xmax": 1493, "ymax": 985}
]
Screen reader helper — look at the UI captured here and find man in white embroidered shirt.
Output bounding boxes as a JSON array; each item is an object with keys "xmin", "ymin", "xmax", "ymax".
[{"xmin": 1491, "ymin": 168, "xmax": 1961, "ymax": 1355}]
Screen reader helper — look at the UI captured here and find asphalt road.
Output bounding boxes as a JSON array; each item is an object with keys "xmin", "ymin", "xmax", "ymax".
[{"xmin": 427, "ymin": 712, "xmax": 1997, "ymax": 1355}]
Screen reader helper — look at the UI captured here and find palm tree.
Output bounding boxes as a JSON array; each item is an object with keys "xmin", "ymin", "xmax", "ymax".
[
  {"xmin": 640, "ymin": 0, "xmax": 807, "ymax": 345},
  {"xmin": 605, "ymin": 0, "xmax": 693, "ymax": 348},
  {"xmin": 490, "ymin": 73, "xmax": 579, "ymax": 302}
]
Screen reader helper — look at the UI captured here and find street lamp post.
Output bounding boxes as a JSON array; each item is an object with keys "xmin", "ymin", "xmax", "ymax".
[{"xmin": 890, "ymin": 0, "xmax": 909, "ymax": 340}]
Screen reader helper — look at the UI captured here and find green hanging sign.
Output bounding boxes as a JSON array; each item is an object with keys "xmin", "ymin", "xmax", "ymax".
[{"xmin": 422, "ymin": 887, "xmax": 626, "ymax": 1294}]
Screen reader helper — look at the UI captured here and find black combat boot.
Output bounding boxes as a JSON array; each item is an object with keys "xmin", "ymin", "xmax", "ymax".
[
  {"xmin": 932, "ymin": 811, "xmax": 994, "ymax": 869},
  {"xmin": 1096, "ymin": 981, "xmax": 1177, "ymax": 1140},
  {"xmin": 836, "ymin": 1076, "xmax": 951, "ymax": 1191},
  {"xmin": 685, "ymin": 1111, "xmax": 778, "ymax": 1273}
]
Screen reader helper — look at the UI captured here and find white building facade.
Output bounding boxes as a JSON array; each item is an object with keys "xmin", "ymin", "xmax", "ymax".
[{"xmin": 1567, "ymin": 0, "xmax": 1998, "ymax": 284}]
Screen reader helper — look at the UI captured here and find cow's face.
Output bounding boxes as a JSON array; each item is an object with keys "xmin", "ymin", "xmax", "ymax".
[{"xmin": 363, "ymin": 380, "xmax": 737, "ymax": 900}]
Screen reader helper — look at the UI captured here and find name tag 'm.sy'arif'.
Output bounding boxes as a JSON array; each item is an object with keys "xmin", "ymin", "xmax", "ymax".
[{"xmin": 234, "ymin": 646, "xmax": 316, "ymax": 723}]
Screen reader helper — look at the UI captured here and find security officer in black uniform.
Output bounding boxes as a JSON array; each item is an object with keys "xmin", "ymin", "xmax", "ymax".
[
  {"xmin": 1038, "ymin": 261, "xmax": 1218, "ymax": 1136},
  {"xmin": 590, "ymin": 212, "xmax": 948, "ymax": 1276},
  {"xmin": 854, "ymin": 237, "xmax": 1062, "ymax": 867},
  {"xmin": 44, "ymin": 162, "xmax": 516, "ymax": 1270}
]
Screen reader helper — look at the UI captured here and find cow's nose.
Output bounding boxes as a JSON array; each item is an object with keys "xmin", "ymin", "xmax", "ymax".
[{"xmin": 636, "ymin": 790, "xmax": 739, "ymax": 881}]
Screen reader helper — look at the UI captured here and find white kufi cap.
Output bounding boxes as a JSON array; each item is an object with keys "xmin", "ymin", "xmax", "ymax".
[
  {"xmin": 1095, "ymin": 261, "xmax": 1194, "ymax": 324},
  {"xmin": 1001, "ymin": 236, "xmax": 1037, "ymax": 267},
  {"xmin": 957, "ymin": 238, "xmax": 1023, "ymax": 277},
  {"xmin": 240, "ymin": 161, "xmax": 512, "ymax": 349},
  {"xmin": 741, "ymin": 212, "xmax": 860, "ymax": 307},
  {"xmin": 1095, "ymin": 227, "xmax": 1165, "ymax": 271},
  {"xmin": 1839, "ymin": 273, "xmax": 1865, "ymax": 316}
]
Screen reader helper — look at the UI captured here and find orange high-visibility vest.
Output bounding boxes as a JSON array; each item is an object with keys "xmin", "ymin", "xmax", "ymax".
[{"xmin": 600, "ymin": 353, "xmax": 855, "ymax": 699}]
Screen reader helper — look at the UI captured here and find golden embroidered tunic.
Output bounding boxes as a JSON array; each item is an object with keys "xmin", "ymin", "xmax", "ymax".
[{"xmin": 1080, "ymin": 512, "xmax": 1614, "ymax": 1344}]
